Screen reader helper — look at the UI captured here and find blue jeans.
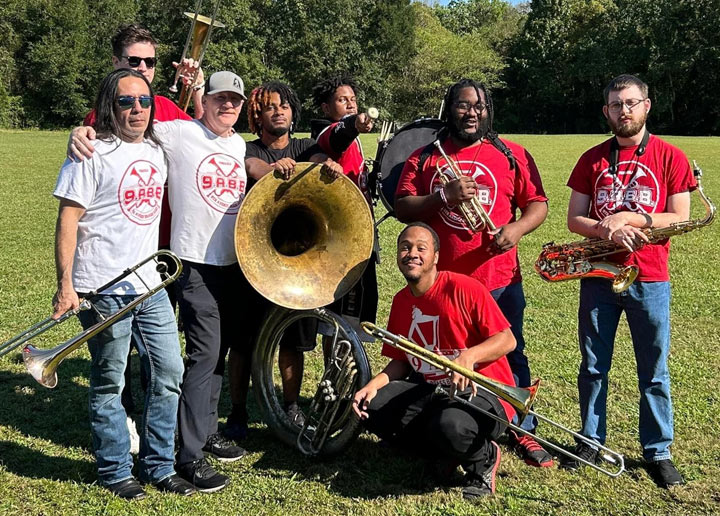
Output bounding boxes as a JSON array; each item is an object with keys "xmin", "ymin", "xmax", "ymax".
[
  {"xmin": 490, "ymin": 282, "xmax": 536, "ymax": 432},
  {"xmin": 78, "ymin": 289, "xmax": 183, "ymax": 485},
  {"xmin": 577, "ymin": 279, "xmax": 673, "ymax": 462}
]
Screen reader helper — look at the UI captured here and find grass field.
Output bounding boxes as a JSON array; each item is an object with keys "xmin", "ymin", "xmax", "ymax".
[{"xmin": 0, "ymin": 129, "xmax": 718, "ymax": 515}]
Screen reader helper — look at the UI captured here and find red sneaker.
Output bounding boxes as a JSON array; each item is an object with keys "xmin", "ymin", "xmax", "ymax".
[{"xmin": 509, "ymin": 430, "xmax": 553, "ymax": 468}]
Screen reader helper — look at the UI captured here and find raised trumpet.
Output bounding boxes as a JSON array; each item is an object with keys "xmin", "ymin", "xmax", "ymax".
[
  {"xmin": 361, "ymin": 322, "xmax": 626, "ymax": 477},
  {"xmin": 434, "ymin": 139, "xmax": 496, "ymax": 233},
  {"xmin": 0, "ymin": 250, "xmax": 182, "ymax": 388}
]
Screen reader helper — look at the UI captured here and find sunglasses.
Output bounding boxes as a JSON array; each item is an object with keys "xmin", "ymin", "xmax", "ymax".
[
  {"xmin": 116, "ymin": 95, "xmax": 154, "ymax": 110},
  {"xmin": 122, "ymin": 55, "xmax": 157, "ymax": 68}
]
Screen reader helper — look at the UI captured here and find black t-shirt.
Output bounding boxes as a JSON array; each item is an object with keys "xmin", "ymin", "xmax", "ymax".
[{"xmin": 245, "ymin": 137, "xmax": 320, "ymax": 162}]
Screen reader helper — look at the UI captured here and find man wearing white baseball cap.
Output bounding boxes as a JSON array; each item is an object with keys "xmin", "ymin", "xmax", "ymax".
[{"xmin": 68, "ymin": 70, "xmax": 276, "ymax": 493}]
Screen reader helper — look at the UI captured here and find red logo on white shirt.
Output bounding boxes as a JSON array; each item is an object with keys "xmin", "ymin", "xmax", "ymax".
[
  {"xmin": 196, "ymin": 153, "xmax": 246, "ymax": 214},
  {"xmin": 594, "ymin": 161, "xmax": 660, "ymax": 219},
  {"xmin": 118, "ymin": 160, "xmax": 163, "ymax": 225},
  {"xmin": 433, "ymin": 160, "xmax": 497, "ymax": 230}
]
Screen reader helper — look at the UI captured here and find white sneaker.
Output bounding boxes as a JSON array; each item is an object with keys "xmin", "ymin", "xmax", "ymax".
[{"xmin": 126, "ymin": 417, "xmax": 140, "ymax": 455}]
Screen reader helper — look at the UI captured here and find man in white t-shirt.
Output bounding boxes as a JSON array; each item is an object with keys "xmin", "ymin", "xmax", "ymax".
[
  {"xmin": 53, "ymin": 68, "xmax": 191, "ymax": 500},
  {"xmin": 68, "ymin": 70, "xmax": 265, "ymax": 493}
]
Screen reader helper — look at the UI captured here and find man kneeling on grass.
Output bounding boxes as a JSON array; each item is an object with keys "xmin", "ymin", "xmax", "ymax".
[{"xmin": 353, "ymin": 222, "xmax": 516, "ymax": 500}]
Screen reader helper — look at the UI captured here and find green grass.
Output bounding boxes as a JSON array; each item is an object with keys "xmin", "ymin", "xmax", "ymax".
[{"xmin": 0, "ymin": 129, "xmax": 719, "ymax": 515}]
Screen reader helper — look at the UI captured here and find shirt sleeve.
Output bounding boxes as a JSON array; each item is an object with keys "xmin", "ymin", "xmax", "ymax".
[
  {"xmin": 318, "ymin": 117, "xmax": 359, "ymax": 158},
  {"xmin": 512, "ymin": 145, "xmax": 548, "ymax": 209},
  {"xmin": 83, "ymin": 110, "xmax": 96, "ymax": 127},
  {"xmin": 664, "ymin": 143, "xmax": 696, "ymax": 195},
  {"xmin": 53, "ymin": 155, "xmax": 98, "ymax": 209},
  {"xmin": 394, "ymin": 147, "xmax": 426, "ymax": 199},
  {"xmin": 567, "ymin": 147, "xmax": 598, "ymax": 195},
  {"xmin": 382, "ymin": 294, "xmax": 410, "ymax": 362}
]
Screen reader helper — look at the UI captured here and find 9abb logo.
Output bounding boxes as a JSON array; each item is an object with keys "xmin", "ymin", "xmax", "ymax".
[
  {"xmin": 118, "ymin": 160, "xmax": 164, "ymax": 225},
  {"xmin": 196, "ymin": 153, "xmax": 246, "ymax": 214}
]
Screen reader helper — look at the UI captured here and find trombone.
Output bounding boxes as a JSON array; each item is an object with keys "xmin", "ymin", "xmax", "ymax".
[
  {"xmin": 434, "ymin": 139, "xmax": 496, "ymax": 233},
  {"xmin": 168, "ymin": 0, "xmax": 224, "ymax": 112},
  {"xmin": 361, "ymin": 322, "xmax": 626, "ymax": 478},
  {"xmin": 0, "ymin": 250, "xmax": 182, "ymax": 389}
]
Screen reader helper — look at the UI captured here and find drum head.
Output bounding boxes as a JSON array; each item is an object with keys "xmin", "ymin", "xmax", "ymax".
[{"xmin": 375, "ymin": 118, "xmax": 445, "ymax": 212}]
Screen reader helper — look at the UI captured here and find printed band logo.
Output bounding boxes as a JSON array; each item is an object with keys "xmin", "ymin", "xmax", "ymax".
[
  {"xmin": 406, "ymin": 306, "xmax": 458, "ymax": 384},
  {"xmin": 118, "ymin": 160, "xmax": 163, "ymax": 225},
  {"xmin": 432, "ymin": 160, "xmax": 497, "ymax": 230},
  {"xmin": 196, "ymin": 153, "xmax": 246, "ymax": 214},
  {"xmin": 594, "ymin": 161, "xmax": 659, "ymax": 219}
]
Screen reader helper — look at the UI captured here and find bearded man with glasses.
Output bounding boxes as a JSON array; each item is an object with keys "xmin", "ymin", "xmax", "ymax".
[
  {"xmin": 563, "ymin": 74, "xmax": 695, "ymax": 488},
  {"xmin": 394, "ymin": 78, "xmax": 552, "ymax": 469},
  {"xmin": 53, "ymin": 68, "xmax": 192, "ymax": 499}
]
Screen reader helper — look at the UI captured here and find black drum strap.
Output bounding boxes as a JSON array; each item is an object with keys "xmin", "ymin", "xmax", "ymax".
[{"xmin": 421, "ymin": 133, "xmax": 517, "ymax": 176}]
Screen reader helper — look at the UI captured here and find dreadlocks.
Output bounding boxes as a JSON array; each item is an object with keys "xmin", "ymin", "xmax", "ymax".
[
  {"xmin": 247, "ymin": 81, "xmax": 302, "ymax": 136},
  {"xmin": 441, "ymin": 78, "xmax": 516, "ymax": 170},
  {"xmin": 312, "ymin": 76, "xmax": 358, "ymax": 109}
]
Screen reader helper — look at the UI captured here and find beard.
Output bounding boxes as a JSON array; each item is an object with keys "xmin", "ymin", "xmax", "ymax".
[
  {"xmin": 265, "ymin": 124, "xmax": 290, "ymax": 137},
  {"xmin": 608, "ymin": 111, "xmax": 647, "ymax": 138},
  {"xmin": 449, "ymin": 114, "xmax": 489, "ymax": 143}
]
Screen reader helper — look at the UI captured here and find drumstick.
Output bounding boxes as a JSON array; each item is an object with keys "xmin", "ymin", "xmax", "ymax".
[{"xmin": 367, "ymin": 107, "xmax": 379, "ymax": 121}]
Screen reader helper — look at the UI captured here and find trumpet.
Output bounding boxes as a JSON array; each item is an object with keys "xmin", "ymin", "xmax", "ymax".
[
  {"xmin": 0, "ymin": 250, "xmax": 182, "ymax": 388},
  {"xmin": 361, "ymin": 322, "xmax": 626, "ymax": 477},
  {"xmin": 434, "ymin": 139, "xmax": 496, "ymax": 233},
  {"xmin": 168, "ymin": 0, "xmax": 224, "ymax": 112}
]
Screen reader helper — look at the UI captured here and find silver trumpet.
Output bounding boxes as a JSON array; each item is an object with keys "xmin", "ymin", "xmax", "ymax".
[
  {"xmin": 434, "ymin": 139, "xmax": 496, "ymax": 233},
  {"xmin": 361, "ymin": 322, "xmax": 626, "ymax": 478},
  {"xmin": 0, "ymin": 250, "xmax": 182, "ymax": 388}
]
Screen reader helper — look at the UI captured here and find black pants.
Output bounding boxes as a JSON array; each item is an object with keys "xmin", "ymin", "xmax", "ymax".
[
  {"xmin": 364, "ymin": 378, "xmax": 506, "ymax": 474},
  {"xmin": 175, "ymin": 260, "xmax": 254, "ymax": 465}
]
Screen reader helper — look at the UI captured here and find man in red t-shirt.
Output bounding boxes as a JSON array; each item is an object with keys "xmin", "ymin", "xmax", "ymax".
[
  {"xmin": 353, "ymin": 222, "xmax": 516, "ymax": 500},
  {"xmin": 394, "ymin": 79, "xmax": 551, "ymax": 467},
  {"xmin": 564, "ymin": 74, "xmax": 695, "ymax": 488},
  {"xmin": 309, "ymin": 76, "xmax": 379, "ymax": 343}
]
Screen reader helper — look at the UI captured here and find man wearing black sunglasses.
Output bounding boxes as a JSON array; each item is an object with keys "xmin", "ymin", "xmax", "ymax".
[{"xmin": 53, "ymin": 68, "xmax": 193, "ymax": 500}]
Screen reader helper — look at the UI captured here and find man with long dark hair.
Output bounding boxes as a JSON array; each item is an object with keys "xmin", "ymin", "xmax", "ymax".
[
  {"xmin": 53, "ymin": 68, "xmax": 192, "ymax": 499},
  {"xmin": 394, "ymin": 78, "xmax": 552, "ymax": 468}
]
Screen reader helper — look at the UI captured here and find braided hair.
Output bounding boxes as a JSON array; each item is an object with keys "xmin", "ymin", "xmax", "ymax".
[
  {"xmin": 441, "ymin": 78, "xmax": 516, "ymax": 170},
  {"xmin": 312, "ymin": 75, "xmax": 358, "ymax": 109},
  {"xmin": 247, "ymin": 81, "xmax": 302, "ymax": 136}
]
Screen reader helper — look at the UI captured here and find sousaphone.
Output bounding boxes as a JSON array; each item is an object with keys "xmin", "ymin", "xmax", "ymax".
[{"xmin": 234, "ymin": 162, "xmax": 374, "ymax": 455}]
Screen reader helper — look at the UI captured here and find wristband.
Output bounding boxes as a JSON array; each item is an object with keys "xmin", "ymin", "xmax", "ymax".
[
  {"xmin": 193, "ymin": 81, "xmax": 206, "ymax": 92},
  {"xmin": 438, "ymin": 187, "xmax": 451, "ymax": 209},
  {"xmin": 641, "ymin": 213, "xmax": 652, "ymax": 228}
]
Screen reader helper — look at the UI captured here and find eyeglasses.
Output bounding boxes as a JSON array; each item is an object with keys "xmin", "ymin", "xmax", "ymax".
[
  {"xmin": 116, "ymin": 95, "xmax": 153, "ymax": 110},
  {"xmin": 122, "ymin": 56, "xmax": 157, "ymax": 68},
  {"xmin": 454, "ymin": 101, "xmax": 487, "ymax": 114},
  {"xmin": 607, "ymin": 98, "xmax": 647, "ymax": 114}
]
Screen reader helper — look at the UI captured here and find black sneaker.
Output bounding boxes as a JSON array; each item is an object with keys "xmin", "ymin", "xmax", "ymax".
[
  {"xmin": 177, "ymin": 458, "xmax": 230, "ymax": 493},
  {"xmin": 647, "ymin": 459, "xmax": 684, "ymax": 488},
  {"xmin": 560, "ymin": 442, "xmax": 598, "ymax": 471},
  {"xmin": 462, "ymin": 441, "xmax": 501, "ymax": 500},
  {"xmin": 508, "ymin": 430, "xmax": 553, "ymax": 468},
  {"xmin": 285, "ymin": 402, "xmax": 306, "ymax": 427},
  {"xmin": 203, "ymin": 432, "xmax": 248, "ymax": 462}
]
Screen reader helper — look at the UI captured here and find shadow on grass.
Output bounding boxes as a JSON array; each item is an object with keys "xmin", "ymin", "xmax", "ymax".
[
  {"xmin": 0, "ymin": 439, "xmax": 94, "ymax": 482},
  {"xmin": 0, "ymin": 356, "xmax": 92, "ymax": 450}
]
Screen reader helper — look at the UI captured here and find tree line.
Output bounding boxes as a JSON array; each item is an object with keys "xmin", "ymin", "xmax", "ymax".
[{"xmin": 1, "ymin": 0, "xmax": 718, "ymax": 134}]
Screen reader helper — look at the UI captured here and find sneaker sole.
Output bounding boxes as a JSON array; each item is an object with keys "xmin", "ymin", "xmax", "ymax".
[
  {"xmin": 523, "ymin": 457, "xmax": 554, "ymax": 468},
  {"xmin": 195, "ymin": 480, "xmax": 230, "ymax": 493},
  {"xmin": 203, "ymin": 450, "xmax": 247, "ymax": 463}
]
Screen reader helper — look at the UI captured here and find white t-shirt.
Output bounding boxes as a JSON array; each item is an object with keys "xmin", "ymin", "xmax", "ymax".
[
  {"xmin": 155, "ymin": 120, "xmax": 247, "ymax": 266},
  {"xmin": 53, "ymin": 137, "xmax": 167, "ymax": 295}
]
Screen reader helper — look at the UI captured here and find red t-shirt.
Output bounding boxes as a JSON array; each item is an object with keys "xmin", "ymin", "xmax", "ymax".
[
  {"xmin": 567, "ymin": 135, "xmax": 696, "ymax": 282},
  {"xmin": 84, "ymin": 95, "xmax": 192, "ymax": 248},
  {"xmin": 396, "ymin": 138, "xmax": 547, "ymax": 291},
  {"xmin": 316, "ymin": 124, "xmax": 371, "ymax": 203},
  {"xmin": 383, "ymin": 271, "xmax": 515, "ymax": 421}
]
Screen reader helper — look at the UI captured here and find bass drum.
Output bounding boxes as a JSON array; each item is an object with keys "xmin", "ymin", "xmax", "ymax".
[
  {"xmin": 252, "ymin": 305, "xmax": 372, "ymax": 456},
  {"xmin": 375, "ymin": 118, "xmax": 445, "ymax": 213}
]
